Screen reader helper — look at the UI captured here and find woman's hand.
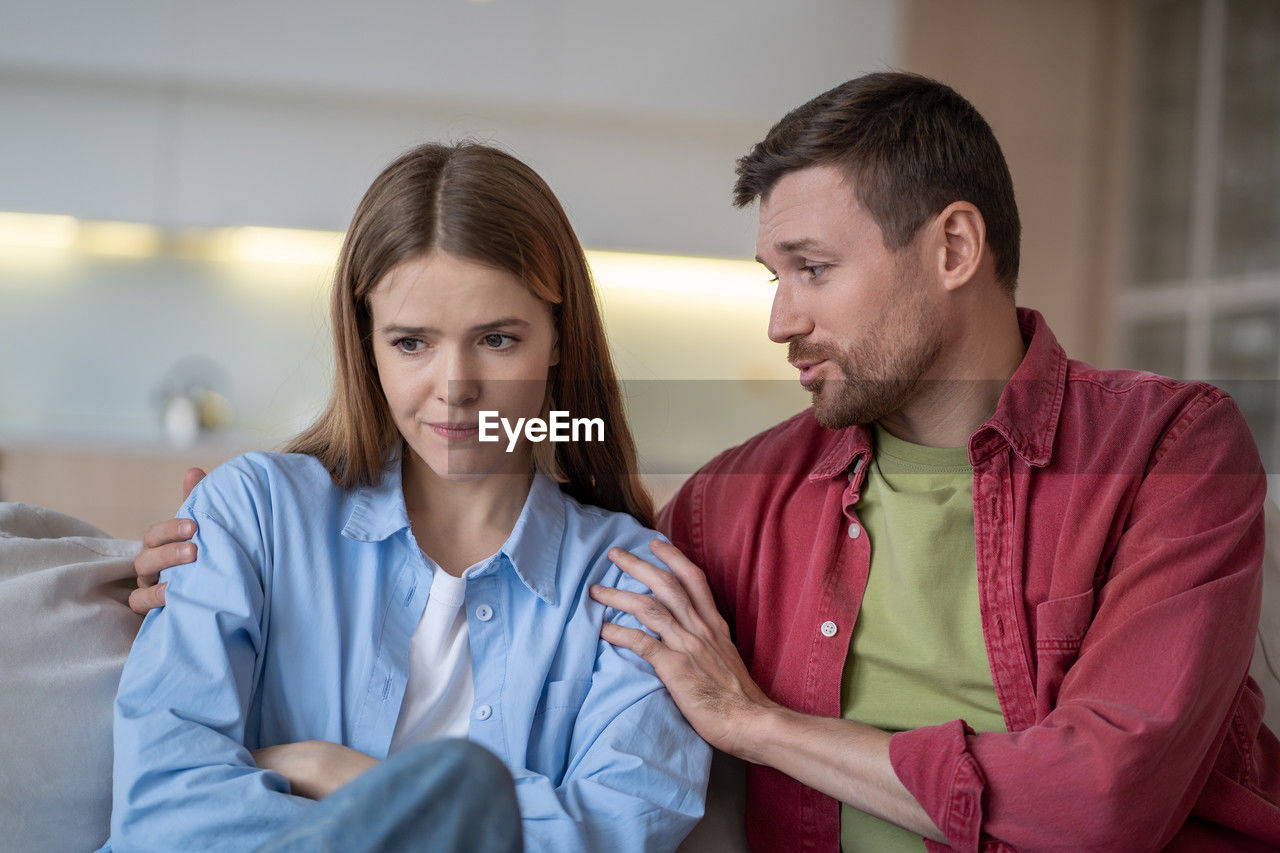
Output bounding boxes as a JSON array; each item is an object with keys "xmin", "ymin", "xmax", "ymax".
[
  {"xmin": 252, "ymin": 740, "xmax": 379, "ymax": 800},
  {"xmin": 128, "ymin": 467, "xmax": 207, "ymax": 615}
]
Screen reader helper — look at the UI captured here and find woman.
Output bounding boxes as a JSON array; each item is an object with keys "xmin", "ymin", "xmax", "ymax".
[{"xmin": 103, "ymin": 142, "xmax": 709, "ymax": 852}]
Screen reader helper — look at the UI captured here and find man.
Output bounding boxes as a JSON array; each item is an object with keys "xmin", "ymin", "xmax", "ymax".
[
  {"xmin": 588, "ymin": 73, "xmax": 1280, "ymax": 851},
  {"xmin": 136, "ymin": 73, "xmax": 1280, "ymax": 850}
]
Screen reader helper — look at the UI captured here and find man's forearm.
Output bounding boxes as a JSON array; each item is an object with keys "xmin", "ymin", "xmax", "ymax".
[{"xmin": 741, "ymin": 704, "xmax": 947, "ymax": 843}]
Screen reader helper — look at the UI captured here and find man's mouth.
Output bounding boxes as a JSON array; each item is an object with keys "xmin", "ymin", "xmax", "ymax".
[{"xmin": 790, "ymin": 359, "xmax": 827, "ymax": 388}]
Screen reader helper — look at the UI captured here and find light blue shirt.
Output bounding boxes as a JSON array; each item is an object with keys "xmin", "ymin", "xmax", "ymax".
[{"xmin": 105, "ymin": 452, "xmax": 709, "ymax": 852}]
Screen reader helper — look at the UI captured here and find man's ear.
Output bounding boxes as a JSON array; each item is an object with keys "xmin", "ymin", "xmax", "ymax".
[{"xmin": 934, "ymin": 201, "xmax": 986, "ymax": 292}]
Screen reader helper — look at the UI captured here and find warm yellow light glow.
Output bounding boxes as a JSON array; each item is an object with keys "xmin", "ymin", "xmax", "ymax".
[
  {"xmin": 211, "ymin": 226, "xmax": 344, "ymax": 267},
  {"xmin": 77, "ymin": 221, "xmax": 164, "ymax": 258},
  {"xmin": 0, "ymin": 211, "xmax": 775, "ymax": 308},
  {"xmin": 0, "ymin": 211, "xmax": 79, "ymax": 249},
  {"xmin": 586, "ymin": 249, "xmax": 772, "ymax": 304}
]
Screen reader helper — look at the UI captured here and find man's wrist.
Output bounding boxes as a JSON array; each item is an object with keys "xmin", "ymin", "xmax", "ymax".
[{"xmin": 732, "ymin": 700, "xmax": 792, "ymax": 766}]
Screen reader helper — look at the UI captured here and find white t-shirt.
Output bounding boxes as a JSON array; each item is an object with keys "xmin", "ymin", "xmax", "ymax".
[{"xmin": 387, "ymin": 558, "xmax": 477, "ymax": 752}]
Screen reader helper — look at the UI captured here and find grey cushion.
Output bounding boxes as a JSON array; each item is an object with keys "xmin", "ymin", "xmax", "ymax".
[{"xmin": 0, "ymin": 503, "xmax": 141, "ymax": 853}]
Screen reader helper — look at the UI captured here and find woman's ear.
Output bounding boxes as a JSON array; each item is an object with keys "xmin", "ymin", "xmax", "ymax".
[
  {"xmin": 935, "ymin": 201, "xmax": 986, "ymax": 292},
  {"xmin": 549, "ymin": 330, "xmax": 561, "ymax": 368}
]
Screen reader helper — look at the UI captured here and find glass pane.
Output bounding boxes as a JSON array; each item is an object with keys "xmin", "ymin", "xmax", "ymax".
[
  {"xmin": 1214, "ymin": 0, "xmax": 1280, "ymax": 276},
  {"xmin": 1126, "ymin": 317, "xmax": 1188, "ymax": 378},
  {"xmin": 1132, "ymin": 0, "xmax": 1201, "ymax": 286},
  {"xmin": 1210, "ymin": 308, "xmax": 1279, "ymax": 471}
]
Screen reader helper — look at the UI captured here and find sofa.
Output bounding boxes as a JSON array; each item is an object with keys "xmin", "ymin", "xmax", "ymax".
[{"xmin": 3, "ymin": 498, "xmax": 1277, "ymax": 852}]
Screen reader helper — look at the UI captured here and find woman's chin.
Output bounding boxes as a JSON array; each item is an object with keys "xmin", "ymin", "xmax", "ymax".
[{"xmin": 408, "ymin": 445, "xmax": 529, "ymax": 484}]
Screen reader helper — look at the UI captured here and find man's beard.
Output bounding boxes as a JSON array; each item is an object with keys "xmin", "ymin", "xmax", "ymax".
[{"xmin": 791, "ymin": 268, "xmax": 943, "ymax": 430}]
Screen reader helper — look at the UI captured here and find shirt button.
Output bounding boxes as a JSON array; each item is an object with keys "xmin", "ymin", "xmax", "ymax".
[
  {"xmin": 476, "ymin": 604, "xmax": 494, "ymax": 622},
  {"xmin": 847, "ymin": 522, "xmax": 861, "ymax": 539},
  {"xmin": 474, "ymin": 704, "xmax": 493, "ymax": 721},
  {"xmin": 820, "ymin": 620, "xmax": 838, "ymax": 638}
]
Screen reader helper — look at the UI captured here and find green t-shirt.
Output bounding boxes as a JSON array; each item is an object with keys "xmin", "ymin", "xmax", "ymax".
[{"xmin": 840, "ymin": 426, "xmax": 1007, "ymax": 853}]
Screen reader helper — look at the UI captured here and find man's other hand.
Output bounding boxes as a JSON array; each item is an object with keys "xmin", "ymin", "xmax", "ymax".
[{"xmin": 128, "ymin": 467, "xmax": 207, "ymax": 615}]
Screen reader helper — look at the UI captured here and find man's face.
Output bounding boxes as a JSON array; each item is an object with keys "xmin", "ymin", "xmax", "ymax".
[{"xmin": 756, "ymin": 165, "xmax": 943, "ymax": 429}]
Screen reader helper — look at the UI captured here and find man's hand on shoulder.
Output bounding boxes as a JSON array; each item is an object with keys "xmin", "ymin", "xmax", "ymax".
[
  {"xmin": 589, "ymin": 539, "xmax": 780, "ymax": 758},
  {"xmin": 591, "ymin": 540, "xmax": 946, "ymax": 842},
  {"xmin": 128, "ymin": 467, "xmax": 207, "ymax": 615}
]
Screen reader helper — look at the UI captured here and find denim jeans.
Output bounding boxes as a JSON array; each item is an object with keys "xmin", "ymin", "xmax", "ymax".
[{"xmin": 259, "ymin": 738, "xmax": 523, "ymax": 852}]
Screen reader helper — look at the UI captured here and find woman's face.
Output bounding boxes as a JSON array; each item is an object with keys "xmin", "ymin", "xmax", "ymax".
[{"xmin": 368, "ymin": 251, "xmax": 559, "ymax": 483}]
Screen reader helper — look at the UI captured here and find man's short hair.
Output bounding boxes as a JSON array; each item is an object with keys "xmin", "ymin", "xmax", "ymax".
[{"xmin": 734, "ymin": 72, "xmax": 1021, "ymax": 293}]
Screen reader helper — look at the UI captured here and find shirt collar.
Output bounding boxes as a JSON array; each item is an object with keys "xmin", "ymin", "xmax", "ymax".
[
  {"xmin": 808, "ymin": 307, "xmax": 1068, "ymax": 479},
  {"xmin": 494, "ymin": 471, "xmax": 564, "ymax": 605},
  {"xmin": 809, "ymin": 423, "xmax": 871, "ymax": 481},
  {"xmin": 341, "ymin": 456, "xmax": 412, "ymax": 542},
  {"xmin": 342, "ymin": 459, "xmax": 563, "ymax": 605},
  {"xmin": 969, "ymin": 307, "xmax": 1068, "ymax": 468}
]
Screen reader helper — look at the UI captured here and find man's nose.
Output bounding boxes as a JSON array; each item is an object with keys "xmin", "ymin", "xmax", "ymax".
[{"xmin": 767, "ymin": 281, "xmax": 813, "ymax": 344}]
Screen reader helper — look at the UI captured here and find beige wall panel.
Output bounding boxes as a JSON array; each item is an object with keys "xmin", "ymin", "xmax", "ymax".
[{"xmin": 901, "ymin": 0, "xmax": 1134, "ymax": 364}]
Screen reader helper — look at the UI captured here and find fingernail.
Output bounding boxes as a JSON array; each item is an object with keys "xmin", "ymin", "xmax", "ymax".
[
  {"xmin": 180, "ymin": 521, "xmax": 194, "ymax": 536},
  {"xmin": 181, "ymin": 544, "xmax": 196, "ymax": 560}
]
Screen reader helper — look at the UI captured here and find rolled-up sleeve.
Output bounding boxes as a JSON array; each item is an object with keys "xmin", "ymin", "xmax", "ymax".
[
  {"xmin": 109, "ymin": 469, "xmax": 309, "ymax": 851},
  {"xmin": 891, "ymin": 395, "xmax": 1268, "ymax": 851}
]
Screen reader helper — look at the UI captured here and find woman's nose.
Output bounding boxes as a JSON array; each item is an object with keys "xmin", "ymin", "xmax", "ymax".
[{"xmin": 433, "ymin": 352, "xmax": 480, "ymax": 406}]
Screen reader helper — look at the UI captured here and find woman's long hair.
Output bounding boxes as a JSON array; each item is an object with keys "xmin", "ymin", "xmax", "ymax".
[{"xmin": 285, "ymin": 142, "xmax": 655, "ymax": 527}]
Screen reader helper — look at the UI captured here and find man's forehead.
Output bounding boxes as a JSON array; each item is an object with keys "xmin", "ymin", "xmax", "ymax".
[{"xmin": 755, "ymin": 166, "xmax": 861, "ymax": 256}]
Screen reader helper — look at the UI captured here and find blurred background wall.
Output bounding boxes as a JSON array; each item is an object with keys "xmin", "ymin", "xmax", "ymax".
[{"xmin": 0, "ymin": 0, "xmax": 1276, "ymax": 536}]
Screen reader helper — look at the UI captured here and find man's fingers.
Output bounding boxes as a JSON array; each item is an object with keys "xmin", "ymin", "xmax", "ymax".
[
  {"xmin": 600, "ymin": 622, "xmax": 666, "ymax": 662},
  {"xmin": 591, "ymin": 584, "xmax": 682, "ymax": 637},
  {"xmin": 649, "ymin": 539, "xmax": 726, "ymax": 628},
  {"xmin": 127, "ymin": 582, "xmax": 166, "ymax": 616},
  {"xmin": 141, "ymin": 517, "xmax": 197, "ymax": 550},
  {"xmin": 135, "ymin": 539, "xmax": 197, "ymax": 583},
  {"xmin": 607, "ymin": 546, "xmax": 694, "ymax": 612},
  {"xmin": 181, "ymin": 467, "xmax": 207, "ymax": 502}
]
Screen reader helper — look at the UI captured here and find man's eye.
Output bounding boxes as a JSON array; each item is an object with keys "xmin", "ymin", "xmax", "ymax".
[{"xmin": 802, "ymin": 264, "xmax": 828, "ymax": 279}]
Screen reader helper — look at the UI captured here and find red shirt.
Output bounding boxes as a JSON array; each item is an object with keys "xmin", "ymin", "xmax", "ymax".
[{"xmin": 659, "ymin": 308, "xmax": 1280, "ymax": 852}]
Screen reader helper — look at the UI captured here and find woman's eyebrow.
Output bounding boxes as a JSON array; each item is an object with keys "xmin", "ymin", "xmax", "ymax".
[
  {"xmin": 378, "ymin": 318, "xmax": 532, "ymax": 336},
  {"xmin": 468, "ymin": 317, "xmax": 531, "ymax": 333}
]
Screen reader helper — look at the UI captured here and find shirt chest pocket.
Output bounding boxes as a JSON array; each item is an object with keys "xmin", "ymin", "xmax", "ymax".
[
  {"xmin": 1032, "ymin": 588, "xmax": 1096, "ymax": 716},
  {"xmin": 526, "ymin": 679, "xmax": 593, "ymax": 783}
]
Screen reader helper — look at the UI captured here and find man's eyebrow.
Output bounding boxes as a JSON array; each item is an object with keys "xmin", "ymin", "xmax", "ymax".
[
  {"xmin": 378, "ymin": 318, "xmax": 532, "ymax": 336},
  {"xmin": 755, "ymin": 238, "xmax": 835, "ymax": 267},
  {"xmin": 776, "ymin": 238, "xmax": 831, "ymax": 255}
]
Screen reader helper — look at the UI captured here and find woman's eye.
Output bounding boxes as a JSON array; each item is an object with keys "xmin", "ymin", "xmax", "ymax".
[
  {"xmin": 394, "ymin": 338, "xmax": 426, "ymax": 354},
  {"xmin": 482, "ymin": 333, "xmax": 516, "ymax": 350}
]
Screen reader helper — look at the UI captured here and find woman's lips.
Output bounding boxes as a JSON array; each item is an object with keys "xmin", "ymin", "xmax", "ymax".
[{"xmin": 429, "ymin": 422, "xmax": 479, "ymax": 442}]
